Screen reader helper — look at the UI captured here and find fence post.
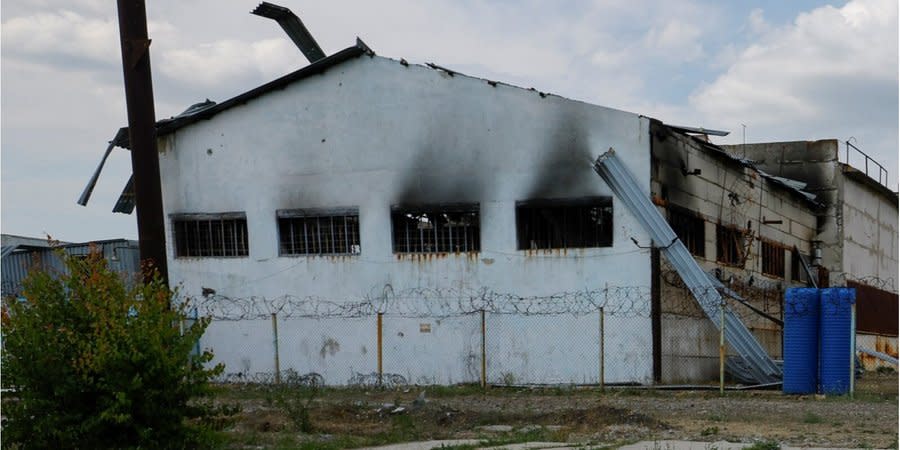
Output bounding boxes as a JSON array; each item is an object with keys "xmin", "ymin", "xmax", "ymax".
[
  {"xmin": 719, "ymin": 299, "xmax": 725, "ymax": 395},
  {"xmin": 480, "ymin": 309, "xmax": 487, "ymax": 389},
  {"xmin": 377, "ymin": 312, "xmax": 383, "ymax": 387},
  {"xmin": 599, "ymin": 306, "xmax": 605, "ymax": 392},
  {"xmin": 272, "ymin": 312, "xmax": 281, "ymax": 384}
]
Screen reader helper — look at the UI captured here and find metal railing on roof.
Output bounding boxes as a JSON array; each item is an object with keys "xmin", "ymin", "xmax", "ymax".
[{"xmin": 843, "ymin": 140, "xmax": 889, "ymax": 188}]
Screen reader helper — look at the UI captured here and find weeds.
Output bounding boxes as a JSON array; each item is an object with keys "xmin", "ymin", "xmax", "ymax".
[
  {"xmin": 802, "ymin": 411, "xmax": 824, "ymax": 424},
  {"xmin": 744, "ymin": 440, "xmax": 780, "ymax": 450}
]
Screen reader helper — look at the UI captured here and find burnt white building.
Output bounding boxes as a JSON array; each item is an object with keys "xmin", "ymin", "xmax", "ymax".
[
  {"xmin": 86, "ymin": 30, "xmax": 894, "ymax": 384},
  {"xmin": 102, "ymin": 40, "xmax": 657, "ymax": 385}
]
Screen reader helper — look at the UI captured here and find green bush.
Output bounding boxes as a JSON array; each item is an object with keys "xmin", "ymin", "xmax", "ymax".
[{"xmin": 1, "ymin": 248, "xmax": 230, "ymax": 449}]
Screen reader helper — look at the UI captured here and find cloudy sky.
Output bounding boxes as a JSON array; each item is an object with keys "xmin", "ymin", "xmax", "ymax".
[{"xmin": 2, "ymin": 0, "xmax": 897, "ymax": 242}]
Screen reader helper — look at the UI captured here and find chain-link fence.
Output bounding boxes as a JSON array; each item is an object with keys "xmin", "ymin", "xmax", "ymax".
[{"xmin": 191, "ymin": 281, "xmax": 896, "ymax": 389}]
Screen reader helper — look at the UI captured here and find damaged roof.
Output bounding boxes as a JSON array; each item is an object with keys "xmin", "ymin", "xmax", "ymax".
[
  {"xmin": 85, "ymin": 35, "xmax": 818, "ymax": 214},
  {"xmin": 662, "ymin": 124, "xmax": 823, "ymax": 208}
]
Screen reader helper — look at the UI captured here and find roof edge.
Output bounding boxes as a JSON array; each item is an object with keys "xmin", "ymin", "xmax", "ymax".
[{"xmin": 114, "ymin": 40, "xmax": 371, "ymax": 149}]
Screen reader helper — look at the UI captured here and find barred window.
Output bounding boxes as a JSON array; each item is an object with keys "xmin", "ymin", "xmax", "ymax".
[
  {"xmin": 516, "ymin": 197, "xmax": 613, "ymax": 250},
  {"xmin": 669, "ymin": 206, "xmax": 705, "ymax": 257},
  {"xmin": 277, "ymin": 208, "xmax": 360, "ymax": 256},
  {"xmin": 391, "ymin": 204, "xmax": 480, "ymax": 253},
  {"xmin": 716, "ymin": 224, "xmax": 744, "ymax": 266},
  {"xmin": 172, "ymin": 213, "xmax": 248, "ymax": 257},
  {"xmin": 761, "ymin": 240, "xmax": 786, "ymax": 278}
]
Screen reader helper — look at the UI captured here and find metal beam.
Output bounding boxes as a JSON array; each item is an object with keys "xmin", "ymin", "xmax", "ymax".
[
  {"xmin": 251, "ymin": 2, "xmax": 326, "ymax": 63},
  {"xmin": 593, "ymin": 148, "xmax": 781, "ymax": 384}
]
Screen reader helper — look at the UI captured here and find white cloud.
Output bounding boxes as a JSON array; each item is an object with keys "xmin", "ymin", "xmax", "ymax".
[
  {"xmin": 691, "ymin": 0, "xmax": 898, "ymax": 184},
  {"xmin": 2, "ymin": 10, "xmax": 120, "ymax": 66},
  {"xmin": 157, "ymin": 38, "xmax": 305, "ymax": 87},
  {"xmin": 644, "ymin": 19, "xmax": 705, "ymax": 61},
  {"xmin": 747, "ymin": 8, "xmax": 772, "ymax": 35}
]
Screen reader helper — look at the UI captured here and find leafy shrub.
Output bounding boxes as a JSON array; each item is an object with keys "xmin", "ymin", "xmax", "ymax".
[{"xmin": 1, "ymin": 248, "xmax": 230, "ymax": 449}]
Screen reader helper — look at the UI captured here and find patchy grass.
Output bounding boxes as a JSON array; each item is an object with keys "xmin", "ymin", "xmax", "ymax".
[
  {"xmin": 744, "ymin": 441, "xmax": 780, "ymax": 450},
  {"xmin": 802, "ymin": 411, "xmax": 824, "ymax": 424},
  {"xmin": 216, "ymin": 372, "xmax": 899, "ymax": 449}
]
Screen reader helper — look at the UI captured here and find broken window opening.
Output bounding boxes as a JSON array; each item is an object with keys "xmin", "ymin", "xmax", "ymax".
[
  {"xmin": 391, "ymin": 204, "xmax": 480, "ymax": 253},
  {"xmin": 668, "ymin": 205, "xmax": 705, "ymax": 257},
  {"xmin": 516, "ymin": 197, "xmax": 613, "ymax": 250},
  {"xmin": 277, "ymin": 208, "xmax": 361, "ymax": 256},
  {"xmin": 761, "ymin": 239, "xmax": 786, "ymax": 278},
  {"xmin": 173, "ymin": 213, "xmax": 248, "ymax": 258},
  {"xmin": 716, "ymin": 224, "xmax": 745, "ymax": 266},
  {"xmin": 791, "ymin": 249, "xmax": 810, "ymax": 283}
]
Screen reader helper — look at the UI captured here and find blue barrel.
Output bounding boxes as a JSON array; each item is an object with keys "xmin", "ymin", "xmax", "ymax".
[
  {"xmin": 819, "ymin": 288, "xmax": 856, "ymax": 395},
  {"xmin": 783, "ymin": 288, "xmax": 820, "ymax": 394}
]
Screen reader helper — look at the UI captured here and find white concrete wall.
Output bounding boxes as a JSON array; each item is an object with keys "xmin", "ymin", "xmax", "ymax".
[
  {"xmin": 158, "ymin": 55, "xmax": 654, "ymax": 384},
  {"xmin": 841, "ymin": 178, "xmax": 899, "ymax": 292}
]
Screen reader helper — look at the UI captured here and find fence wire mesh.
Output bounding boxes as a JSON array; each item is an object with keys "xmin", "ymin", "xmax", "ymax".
[{"xmin": 192, "ymin": 280, "xmax": 896, "ymax": 388}]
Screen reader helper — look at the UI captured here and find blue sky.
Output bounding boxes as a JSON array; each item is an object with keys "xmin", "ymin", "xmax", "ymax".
[{"xmin": 2, "ymin": 0, "xmax": 897, "ymax": 242}]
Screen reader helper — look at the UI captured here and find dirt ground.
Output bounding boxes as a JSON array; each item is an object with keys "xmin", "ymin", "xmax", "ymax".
[{"xmin": 219, "ymin": 372, "xmax": 899, "ymax": 449}]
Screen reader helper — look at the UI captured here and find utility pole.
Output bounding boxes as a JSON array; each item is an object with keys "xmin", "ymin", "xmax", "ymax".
[{"xmin": 116, "ymin": 0, "xmax": 168, "ymax": 284}]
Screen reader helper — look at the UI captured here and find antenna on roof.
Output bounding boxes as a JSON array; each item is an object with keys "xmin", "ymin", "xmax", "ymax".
[{"xmin": 251, "ymin": 2, "xmax": 326, "ymax": 63}]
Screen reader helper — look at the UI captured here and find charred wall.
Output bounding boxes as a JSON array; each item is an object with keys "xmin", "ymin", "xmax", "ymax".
[{"xmin": 650, "ymin": 122, "xmax": 819, "ymax": 382}]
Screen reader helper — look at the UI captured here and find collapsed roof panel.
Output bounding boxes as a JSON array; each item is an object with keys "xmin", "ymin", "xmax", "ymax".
[{"xmin": 251, "ymin": 2, "xmax": 326, "ymax": 63}]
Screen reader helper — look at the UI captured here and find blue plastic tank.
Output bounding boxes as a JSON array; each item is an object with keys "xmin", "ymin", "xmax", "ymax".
[
  {"xmin": 783, "ymin": 288, "xmax": 820, "ymax": 394},
  {"xmin": 818, "ymin": 287, "xmax": 856, "ymax": 395}
]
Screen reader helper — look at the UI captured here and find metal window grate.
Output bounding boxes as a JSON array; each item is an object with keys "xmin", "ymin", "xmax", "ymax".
[
  {"xmin": 668, "ymin": 206, "xmax": 705, "ymax": 257},
  {"xmin": 761, "ymin": 240, "xmax": 785, "ymax": 278},
  {"xmin": 716, "ymin": 224, "xmax": 744, "ymax": 266},
  {"xmin": 277, "ymin": 213, "xmax": 361, "ymax": 256},
  {"xmin": 173, "ymin": 215, "xmax": 248, "ymax": 258},
  {"xmin": 515, "ymin": 198, "xmax": 613, "ymax": 250},
  {"xmin": 391, "ymin": 205, "xmax": 480, "ymax": 253}
]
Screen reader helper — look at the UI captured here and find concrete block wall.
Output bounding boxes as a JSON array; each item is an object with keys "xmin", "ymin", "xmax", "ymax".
[{"xmin": 652, "ymin": 125, "xmax": 819, "ymax": 383}]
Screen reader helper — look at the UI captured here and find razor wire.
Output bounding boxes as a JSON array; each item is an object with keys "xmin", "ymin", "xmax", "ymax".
[{"xmin": 186, "ymin": 285, "xmax": 652, "ymax": 320}]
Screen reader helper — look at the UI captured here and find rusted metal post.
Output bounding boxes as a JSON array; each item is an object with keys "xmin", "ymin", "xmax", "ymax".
[
  {"xmin": 116, "ymin": 0, "xmax": 168, "ymax": 284},
  {"xmin": 480, "ymin": 309, "xmax": 487, "ymax": 389},
  {"xmin": 272, "ymin": 313, "xmax": 281, "ymax": 384},
  {"xmin": 719, "ymin": 299, "xmax": 726, "ymax": 395},
  {"xmin": 377, "ymin": 312, "xmax": 383, "ymax": 387},
  {"xmin": 651, "ymin": 248, "xmax": 661, "ymax": 384},
  {"xmin": 599, "ymin": 306, "xmax": 605, "ymax": 392}
]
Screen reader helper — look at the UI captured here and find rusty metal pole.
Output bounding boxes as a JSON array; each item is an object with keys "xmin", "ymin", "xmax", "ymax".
[
  {"xmin": 377, "ymin": 312, "xmax": 383, "ymax": 387},
  {"xmin": 480, "ymin": 309, "xmax": 487, "ymax": 389},
  {"xmin": 599, "ymin": 306, "xmax": 605, "ymax": 392},
  {"xmin": 719, "ymin": 298, "xmax": 726, "ymax": 395},
  {"xmin": 116, "ymin": 0, "xmax": 168, "ymax": 284},
  {"xmin": 272, "ymin": 313, "xmax": 281, "ymax": 384}
]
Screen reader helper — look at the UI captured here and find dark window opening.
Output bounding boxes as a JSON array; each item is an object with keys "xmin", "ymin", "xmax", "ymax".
[
  {"xmin": 668, "ymin": 206, "xmax": 705, "ymax": 257},
  {"xmin": 791, "ymin": 250, "xmax": 810, "ymax": 283},
  {"xmin": 277, "ymin": 208, "xmax": 360, "ymax": 256},
  {"xmin": 761, "ymin": 240, "xmax": 785, "ymax": 278},
  {"xmin": 716, "ymin": 224, "xmax": 744, "ymax": 266},
  {"xmin": 391, "ymin": 204, "xmax": 480, "ymax": 253},
  {"xmin": 173, "ymin": 213, "xmax": 248, "ymax": 257},
  {"xmin": 516, "ymin": 197, "xmax": 613, "ymax": 250}
]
